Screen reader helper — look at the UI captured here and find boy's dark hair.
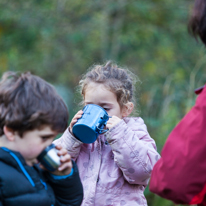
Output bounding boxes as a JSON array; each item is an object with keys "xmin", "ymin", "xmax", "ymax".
[
  {"xmin": 188, "ymin": 0, "xmax": 206, "ymax": 45},
  {"xmin": 0, "ymin": 71, "xmax": 69, "ymax": 136}
]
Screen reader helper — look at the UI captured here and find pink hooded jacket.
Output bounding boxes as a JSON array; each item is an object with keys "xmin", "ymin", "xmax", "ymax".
[{"xmin": 54, "ymin": 117, "xmax": 160, "ymax": 206}]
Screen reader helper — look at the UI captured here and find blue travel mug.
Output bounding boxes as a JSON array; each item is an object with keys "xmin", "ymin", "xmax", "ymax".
[{"xmin": 72, "ymin": 104, "xmax": 111, "ymax": 144}]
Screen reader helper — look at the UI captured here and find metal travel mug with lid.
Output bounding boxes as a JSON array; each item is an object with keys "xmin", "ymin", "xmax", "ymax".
[{"xmin": 37, "ymin": 144, "xmax": 61, "ymax": 172}]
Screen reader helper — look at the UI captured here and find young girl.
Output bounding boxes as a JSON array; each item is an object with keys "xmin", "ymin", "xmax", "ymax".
[{"xmin": 54, "ymin": 61, "xmax": 160, "ymax": 206}]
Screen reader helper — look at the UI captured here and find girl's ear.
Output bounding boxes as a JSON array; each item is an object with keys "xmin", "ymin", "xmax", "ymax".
[
  {"xmin": 3, "ymin": 126, "xmax": 15, "ymax": 141},
  {"xmin": 122, "ymin": 102, "xmax": 134, "ymax": 117}
]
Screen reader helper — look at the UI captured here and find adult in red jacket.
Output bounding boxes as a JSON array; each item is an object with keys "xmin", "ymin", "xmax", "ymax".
[{"xmin": 149, "ymin": 0, "xmax": 206, "ymax": 205}]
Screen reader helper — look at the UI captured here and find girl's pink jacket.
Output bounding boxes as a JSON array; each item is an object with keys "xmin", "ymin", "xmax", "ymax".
[{"xmin": 54, "ymin": 117, "xmax": 160, "ymax": 206}]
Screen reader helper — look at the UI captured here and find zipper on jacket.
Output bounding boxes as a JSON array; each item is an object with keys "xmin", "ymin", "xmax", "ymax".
[{"xmin": 40, "ymin": 179, "xmax": 47, "ymax": 190}]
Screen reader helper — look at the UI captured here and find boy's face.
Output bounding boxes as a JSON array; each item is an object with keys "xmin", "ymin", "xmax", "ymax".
[{"xmin": 13, "ymin": 126, "xmax": 57, "ymax": 166}]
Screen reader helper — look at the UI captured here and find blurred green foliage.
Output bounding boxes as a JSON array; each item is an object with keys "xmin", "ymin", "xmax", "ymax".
[{"xmin": 0, "ymin": 0, "xmax": 205, "ymax": 205}]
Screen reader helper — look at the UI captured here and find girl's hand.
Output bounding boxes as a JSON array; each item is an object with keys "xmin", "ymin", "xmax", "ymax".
[
  {"xmin": 106, "ymin": 116, "xmax": 122, "ymax": 130},
  {"xmin": 69, "ymin": 110, "xmax": 83, "ymax": 133},
  {"xmin": 51, "ymin": 145, "xmax": 73, "ymax": 176}
]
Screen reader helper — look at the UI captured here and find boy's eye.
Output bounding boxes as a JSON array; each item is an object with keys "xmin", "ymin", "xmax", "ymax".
[
  {"xmin": 41, "ymin": 136, "xmax": 49, "ymax": 141},
  {"xmin": 104, "ymin": 108, "xmax": 110, "ymax": 111},
  {"xmin": 41, "ymin": 135, "xmax": 53, "ymax": 141}
]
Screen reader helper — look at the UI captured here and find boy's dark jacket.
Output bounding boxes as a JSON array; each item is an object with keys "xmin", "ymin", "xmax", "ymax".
[
  {"xmin": 150, "ymin": 84, "xmax": 206, "ymax": 206},
  {"xmin": 0, "ymin": 147, "xmax": 83, "ymax": 206}
]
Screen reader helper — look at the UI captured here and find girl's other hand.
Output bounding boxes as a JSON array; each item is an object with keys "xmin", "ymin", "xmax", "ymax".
[
  {"xmin": 106, "ymin": 116, "xmax": 121, "ymax": 130},
  {"xmin": 51, "ymin": 145, "xmax": 73, "ymax": 176},
  {"xmin": 69, "ymin": 110, "xmax": 83, "ymax": 134}
]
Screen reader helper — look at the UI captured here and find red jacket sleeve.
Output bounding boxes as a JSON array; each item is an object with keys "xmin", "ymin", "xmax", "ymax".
[{"xmin": 149, "ymin": 84, "xmax": 206, "ymax": 205}]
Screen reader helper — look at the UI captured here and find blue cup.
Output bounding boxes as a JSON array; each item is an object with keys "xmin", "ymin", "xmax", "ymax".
[{"xmin": 72, "ymin": 104, "xmax": 111, "ymax": 144}]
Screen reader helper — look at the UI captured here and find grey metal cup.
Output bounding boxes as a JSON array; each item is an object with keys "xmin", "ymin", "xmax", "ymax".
[{"xmin": 37, "ymin": 144, "xmax": 61, "ymax": 171}]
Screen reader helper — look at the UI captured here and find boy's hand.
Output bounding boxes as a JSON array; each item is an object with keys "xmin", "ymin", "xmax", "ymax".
[
  {"xmin": 69, "ymin": 110, "xmax": 83, "ymax": 134},
  {"xmin": 51, "ymin": 145, "xmax": 73, "ymax": 176},
  {"xmin": 106, "ymin": 116, "xmax": 121, "ymax": 130}
]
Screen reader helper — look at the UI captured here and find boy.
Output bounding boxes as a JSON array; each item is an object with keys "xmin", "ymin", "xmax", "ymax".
[{"xmin": 0, "ymin": 71, "xmax": 83, "ymax": 206}]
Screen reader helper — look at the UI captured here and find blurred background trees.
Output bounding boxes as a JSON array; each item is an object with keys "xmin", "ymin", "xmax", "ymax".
[{"xmin": 0, "ymin": 0, "xmax": 205, "ymax": 205}]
